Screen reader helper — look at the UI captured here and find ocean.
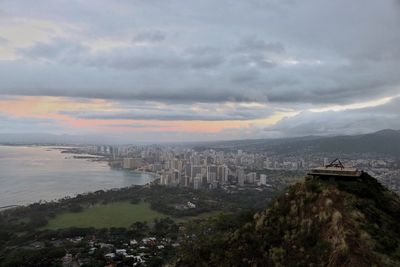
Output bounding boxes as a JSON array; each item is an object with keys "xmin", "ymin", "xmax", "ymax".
[{"xmin": 0, "ymin": 145, "xmax": 156, "ymax": 207}]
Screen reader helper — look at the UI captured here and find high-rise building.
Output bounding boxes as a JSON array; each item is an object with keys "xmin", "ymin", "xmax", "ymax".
[
  {"xmin": 191, "ymin": 154, "xmax": 202, "ymax": 165},
  {"xmin": 207, "ymin": 165, "xmax": 218, "ymax": 183},
  {"xmin": 191, "ymin": 165, "xmax": 203, "ymax": 179},
  {"xmin": 151, "ymin": 163, "xmax": 163, "ymax": 172},
  {"xmin": 172, "ymin": 170, "xmax": 181, "ymax": 186},
  {"xmin": 246, "ymin": 172, "xmax": 257, "ymax": 184},
  {"xmin": 168, "ymin": 159, "xmax": 182, "ymax": 170},
  {"xmin": 237, "ymin": 167, "xmax": 245, "ymax": 186},
  {"xmin": 123, "ymin": 158, "xmax": 143, "ymax": 169},
  {"xmin": 160, "ymin": 172, "xmax": 171, "ymax": 186},
  {"xmin": 216, "ymin": 152, "xmax": 224, "ymax": 165},
  {"xmin": 184, "ymin": 163, "xmax": 192, "ymax": 178},
  {"xmin": 216, "ymin": 165, "xmax": 228, "ymax": 183},
  {"xmin": 193, "ymin": 175, "xmax": 202, "ymax": 190}
]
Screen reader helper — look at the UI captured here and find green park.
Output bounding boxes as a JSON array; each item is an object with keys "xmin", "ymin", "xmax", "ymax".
[{"xmin": 44, "ymin": 202, "xmax": 166, "ymax": 229}]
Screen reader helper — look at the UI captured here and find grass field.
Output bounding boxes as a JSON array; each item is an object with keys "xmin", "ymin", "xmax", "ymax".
[
  {"xmin": 44, "ymin": 202, "xmax": 167, "ymax": 229},
  {"xmin": 174, "ymin": 211, "xmax": 226, "ymax": 223}
]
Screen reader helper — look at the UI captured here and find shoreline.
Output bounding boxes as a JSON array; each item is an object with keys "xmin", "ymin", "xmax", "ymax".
[
  {"xmin": 1, "ymin": 178, "xmax": 159, "ymax": 211},
  {"xmin": 0, "ymin": 145, "xmax": 159, "ymax": 210},
  {"xmin": 133, "ymin": 169, "xmax": 161, "ymax": 178}
]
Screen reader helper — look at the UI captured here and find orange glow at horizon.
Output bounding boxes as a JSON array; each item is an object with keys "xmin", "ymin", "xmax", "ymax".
[{"xmin": 0, "ymin": 96, "xmax": 292, "ymax": 133}]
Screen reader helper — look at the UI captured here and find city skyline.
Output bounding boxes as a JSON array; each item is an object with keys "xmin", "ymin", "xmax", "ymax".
[{"xmin": 1, "ymin": 0, "xmax": 400, "ymax": 142}]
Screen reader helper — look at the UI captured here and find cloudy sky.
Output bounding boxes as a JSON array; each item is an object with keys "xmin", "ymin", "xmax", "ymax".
[{"xmin": 0, "ymin": 0, "xmax": 400, "ymax": 142}]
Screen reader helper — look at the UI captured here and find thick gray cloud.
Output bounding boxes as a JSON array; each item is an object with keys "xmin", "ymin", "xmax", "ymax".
[
  {"xmin": 17, "ymin": 40, "xmax": 225, "ymax": 70},
  {"xmin": 60, "ymin": 100, "xmax": 274, "ymax": 121},
  {"xmin": 0, "ymin": 0, "xmax": 399, "ymax": 106},
  {"xmin": 18, "ymin": 39, "xmax": 89, "ymax": 62},
  {"xmin": 87, "ymin": 47, "xmax": 225, "ymax": 70},
  {"xmin": 133, "ymin": 30, "xmax": 166, "ymax": 43},
  {"xmin": 0, "ymin": 0, "xmax": 400, "ymax": 140},
  {"xmin": 0, "ymin": 36, "xmax": 8, "ymax": 45},
  {"xmin": 236, "ymin": 35, "xmax": 285, "ymax": 54}
]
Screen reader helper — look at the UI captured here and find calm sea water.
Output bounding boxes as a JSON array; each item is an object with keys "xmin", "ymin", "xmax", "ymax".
[{"xmin": 0, "ymin": 145, "xmax": 156, "ymax": 207}]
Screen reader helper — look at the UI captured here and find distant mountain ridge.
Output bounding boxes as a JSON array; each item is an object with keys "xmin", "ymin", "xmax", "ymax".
[
  {"xmin": 1, "ymin": 130, "xmax": 400, "ymax": 156},
  {"xmin": 193, "ymin": 129, "xmax": 400, "ymax": 157}
]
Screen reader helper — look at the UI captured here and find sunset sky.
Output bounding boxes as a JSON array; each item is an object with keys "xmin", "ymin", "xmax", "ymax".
[{"xmin": 1, "ymin": 0, "xmax": 400, "ymax": 143}]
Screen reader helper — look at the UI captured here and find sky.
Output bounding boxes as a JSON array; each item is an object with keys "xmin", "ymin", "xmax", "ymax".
[{"xmin": 0, "ymin": 0, "xmax": 400, "ymax": 143}]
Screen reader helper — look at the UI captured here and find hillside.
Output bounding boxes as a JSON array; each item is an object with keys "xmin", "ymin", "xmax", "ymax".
[
  {"xmin": 176, "ymin": 173, "xmax": 400, "ymax": 266},
  {"xmin": 273, "ymin": 129, "xmax": 400, "ymax": 156}
]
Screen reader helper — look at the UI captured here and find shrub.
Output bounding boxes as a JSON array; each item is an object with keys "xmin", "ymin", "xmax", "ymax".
[{"xmin": 69, "ymin": 204, "xmax": 83, "ymax": 213}]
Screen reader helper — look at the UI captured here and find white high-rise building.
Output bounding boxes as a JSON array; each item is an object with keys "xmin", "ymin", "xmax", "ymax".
[{"xmin": 260, "ymin": 174, "xmax": 267, "ymax": 185}]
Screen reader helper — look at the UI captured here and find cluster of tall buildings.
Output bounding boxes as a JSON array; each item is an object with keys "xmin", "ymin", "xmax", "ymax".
[
  {"xmin": 144, "ymin": 149, "xmax": 281, "ymax": 189},
  {"xmin": 123, "ymin": 158, "xmax": 143, "ymax": 169},
  {"xmin": 79, "ymin": 144, "xmax": 400, "ymax": 193},
  {"xmin": 159, "ymin": 159, "xmax": 229, "ymax": 189},
  {"xmin": 83, "ymin": 145, "xmax": 306, "ymax": 190}
]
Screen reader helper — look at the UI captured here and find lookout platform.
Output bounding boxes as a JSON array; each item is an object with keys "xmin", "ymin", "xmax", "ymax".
[{"xmin": 308, "ymin": 159, "xmax": 362, "ymax": 179}]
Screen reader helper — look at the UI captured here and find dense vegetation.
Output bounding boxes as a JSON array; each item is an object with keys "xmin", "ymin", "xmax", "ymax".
[
  {"xmin": 0, "ymin": 184, "xmax": 275, "ymax": 234},
  {"xmin": 0, "ymin": 184, "xmax": 278, "ymax": 266},
  {"xmin": 0, "ymin": 217, "xmax": 179, "ymax": 266},
  {"xmin": 176, "ymin": 173, "xmax": 400, "ymax": 267}
]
